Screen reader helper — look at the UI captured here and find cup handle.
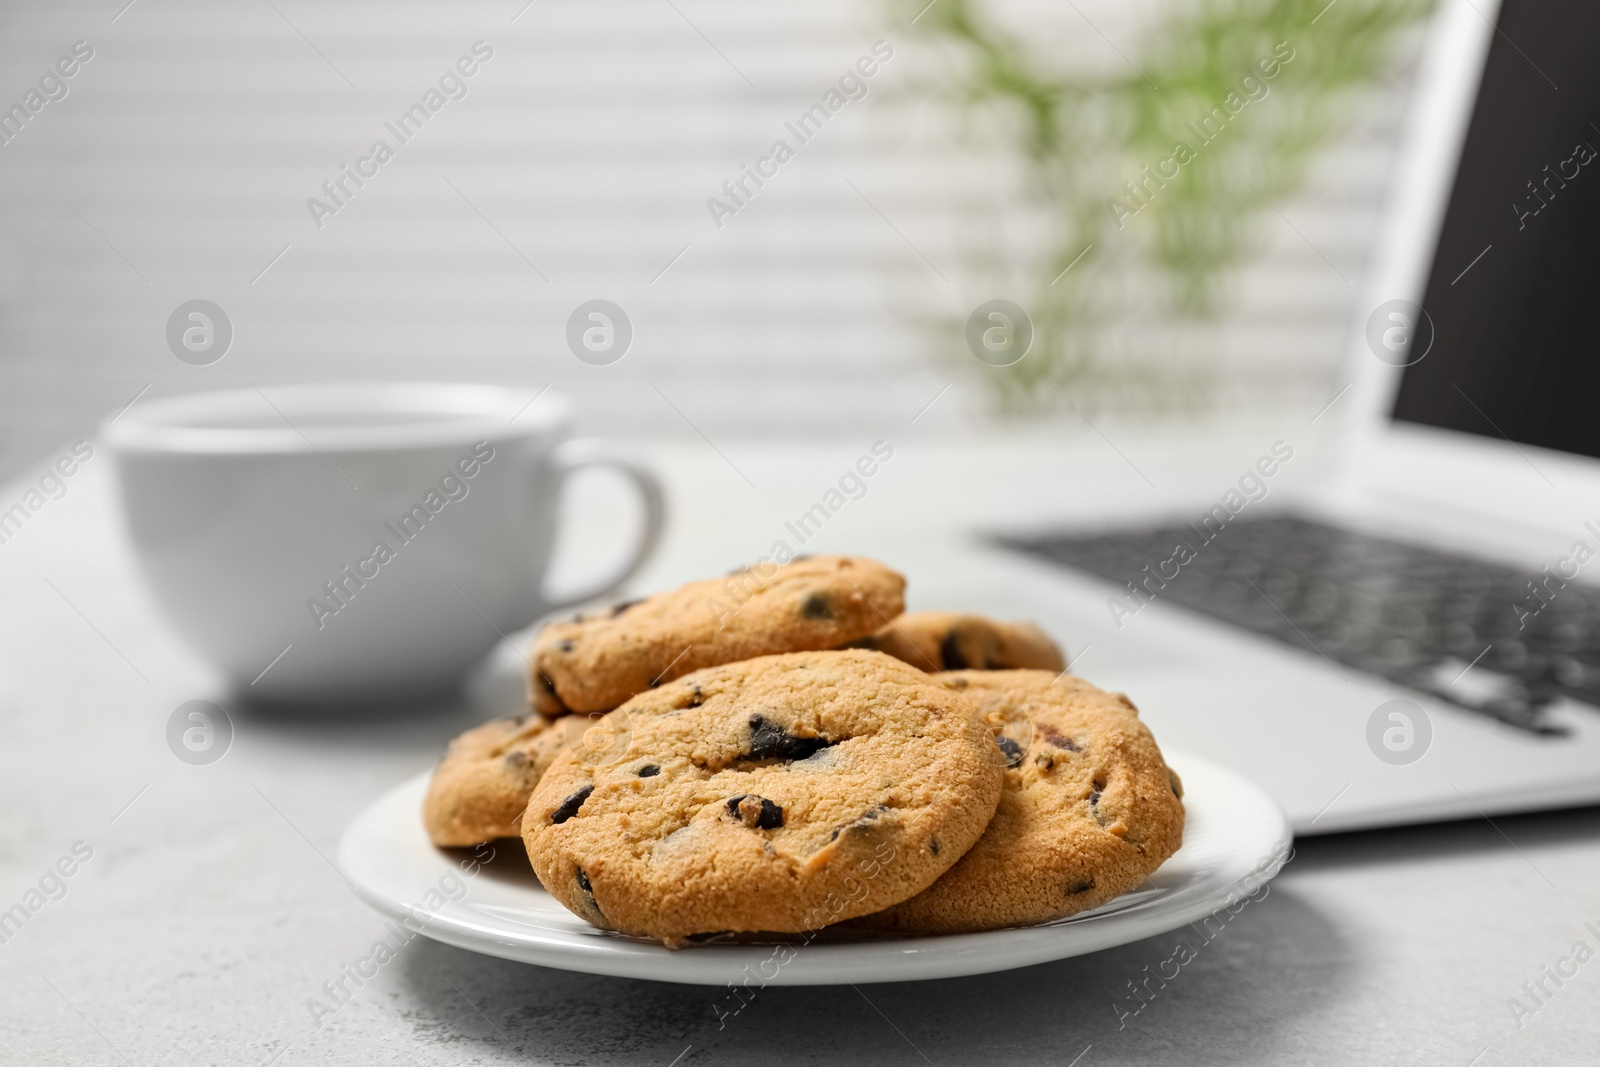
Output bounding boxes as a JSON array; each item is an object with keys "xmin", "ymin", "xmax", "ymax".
[{"xmin": 540, "ymin": 438, "xmax": 667, "ymax": 614}]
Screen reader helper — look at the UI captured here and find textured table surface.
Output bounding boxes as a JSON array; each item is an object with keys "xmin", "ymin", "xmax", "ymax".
[{"xmin": 2, "ymin": 431, "xmax": 1597, "ymax": 1066}]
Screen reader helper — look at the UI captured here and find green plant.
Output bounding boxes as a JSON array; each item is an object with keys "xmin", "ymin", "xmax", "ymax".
[{"xmin": 910, "ymin": 0, "xmax": 1433, "ymax": 412}]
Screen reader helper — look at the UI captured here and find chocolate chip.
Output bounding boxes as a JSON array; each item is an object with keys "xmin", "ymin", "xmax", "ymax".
[
  {"xmin": 610, "ymin": 598, "xmax": 644, "ymax": 617},
  {"xmin": 827, "ymin": 804, "xmax": 887, "ymax": 841},
  {"xmin": 727, "ymin": 794, "xmax": 784, "ymax": 829},
  {"xmin": 939, "ymin": 631, "xmax": 968, "ymax": 670},
  {"xmin": 995, "ymin": 736, "xmax": 1024, "ymax": 767},
  {"xmin": 557, "ymin": 639, "xmax": 575, "ymax": 653},
  {"xmin": 504, "ymin": 750, "xmax": 530, "ymax": 768},
  {"xmin": 638, "ymin": 765, "xmax": 660, "ymax": 777},
  {"xmin": 930, "ymin": 839, "xmax": 940, "ymax": 856},
  {"xmin": 801, "ymin": 592, "xmax": 834, "ymax": 620},
  {"xmin": 1087, "ymin": 788, "xmax": 1110, "ymax": 827},
  {"xmin": 666, "ymin": 684, "xmax": 705, "ymax": 713},
  {"xmin": 1066, "ymin": 878, "xmax": 1095, "ymax": 895},
  {"xmin": 551, "ymin": 785, "xmax": 594, "ymax": 824},
  {"xmin": 743, "ymin": 714, "xmax": 829, "ymax": 761},
  {"xmin": 1038, "ymin": 725, "xmax": 1079, "ymax": 752},
  {"xmin": 575, "ymin": 866, "xmax": 603, "ymax": 921}
]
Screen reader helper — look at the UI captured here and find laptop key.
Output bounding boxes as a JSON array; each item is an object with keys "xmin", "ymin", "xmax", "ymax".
[{"xmin": 999, "ymin": 514, "xmax": 1586, "ymax": 735}]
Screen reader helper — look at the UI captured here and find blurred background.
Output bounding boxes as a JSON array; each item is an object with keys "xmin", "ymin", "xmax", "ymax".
[
  {"xmin": 16, "ymin": 4, "xmax": 1600, "ymax": 1064},
  {"xmin": 0, "ymin": 0, "xmax": 1431, "ymax": 477}
]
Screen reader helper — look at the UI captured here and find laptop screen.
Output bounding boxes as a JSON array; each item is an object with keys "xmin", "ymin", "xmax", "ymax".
[{"xmin": 1390, "ymin": 1, "xmax": 1600, "ymax": 459}]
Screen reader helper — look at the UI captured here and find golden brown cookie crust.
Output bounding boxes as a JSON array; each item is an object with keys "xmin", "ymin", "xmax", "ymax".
[
  {"xmin": 521, "ymin": 650, "xmax": 1003, "ymax": 945},
  {"xmin": 422, "ymin": 714, "xmax": 569, "ymax": 847},
  {"xmin": 528, "ymin": 555, "xmax": 906, "ymax": 715},
  {"xmin": 857, "ymin": 670, "xmax": 1184, "ymax": 935},
  {"xmin": 849, "ymin": 612, "xmax": 1066, "ymax": 673}
]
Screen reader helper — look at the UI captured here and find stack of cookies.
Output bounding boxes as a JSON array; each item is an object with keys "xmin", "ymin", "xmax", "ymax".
[{"xmin": 422, "ymin": 555, "xmax": 1185, "ymax": 946}]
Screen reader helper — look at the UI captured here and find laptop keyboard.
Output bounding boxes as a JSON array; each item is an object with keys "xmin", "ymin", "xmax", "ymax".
[{"xmin": 1000, "ymin": 514, "xmax": 1596, "ymax": 735}]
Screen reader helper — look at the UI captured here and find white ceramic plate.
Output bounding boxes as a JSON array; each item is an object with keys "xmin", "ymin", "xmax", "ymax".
[{"xmin": 337, "ymin": 749, "xmax": 1290, "ymax": 986}]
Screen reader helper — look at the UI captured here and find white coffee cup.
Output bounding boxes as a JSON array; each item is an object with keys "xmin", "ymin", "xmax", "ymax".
[{"xmin": 104, "ymin": 383, "xmax": 664, "ymax": 703}]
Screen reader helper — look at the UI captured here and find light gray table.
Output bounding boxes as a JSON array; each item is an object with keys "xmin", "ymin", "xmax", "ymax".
[{"xmin": 2, "ymin": 435, "xmax": 1596, "ymax": 1066}]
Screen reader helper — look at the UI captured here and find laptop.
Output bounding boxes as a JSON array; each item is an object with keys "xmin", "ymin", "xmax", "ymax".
[{"xmin": 998, "ymin": 0, "xmax": 1600, "ymax": 834}]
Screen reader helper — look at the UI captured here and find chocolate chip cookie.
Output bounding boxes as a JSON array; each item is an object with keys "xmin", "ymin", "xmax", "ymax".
[
  {"xmin": 528, "ymin": 555, "xmax": 905, "ymax": 715},
  {"xmin": 422, "ymin": 713, "xmax": 570, "ymax": 847},
  {"xmin": 521, "ymin": 649, "xmax": 1003, "ymax": 945},
  {"xmin": 847, "ymin": 612, "xmax": 1066, "ymax": 673},
  {"xmin": 858, "ymin": 670, "xmax": 1184, "ymax": 935}
]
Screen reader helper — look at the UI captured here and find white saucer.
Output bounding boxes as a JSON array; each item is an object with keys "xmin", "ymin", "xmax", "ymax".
[{"xmin": 337, "ymin": 750, "xmax": 1291, "ymax": 986}]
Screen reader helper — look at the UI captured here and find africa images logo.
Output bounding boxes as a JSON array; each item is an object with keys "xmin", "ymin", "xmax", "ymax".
[
  {"xmin": 1106, "ymin": 42, "xmax": 1295, "ymax": 229},
  {"xmin": 305, "ymin": 442, "xmax": 495, "ymax": 629},
  {"xmin": 0, "ymin": 40, "xmax": 94, "ymax": 148},
  {"xmin": 0, "ymin": 440, "xmax": 94, "ymax": 546},
  {"xmin": 305, "ymin": 41, "xmax": 494, "ymax": 230},
  {"xmin": 704, "ymin": 41, "xmax": 894, "ymax": 229},
  {"xmin": 1105, "ymin": 441, "xmax": 1294, "ymax": 629}
]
